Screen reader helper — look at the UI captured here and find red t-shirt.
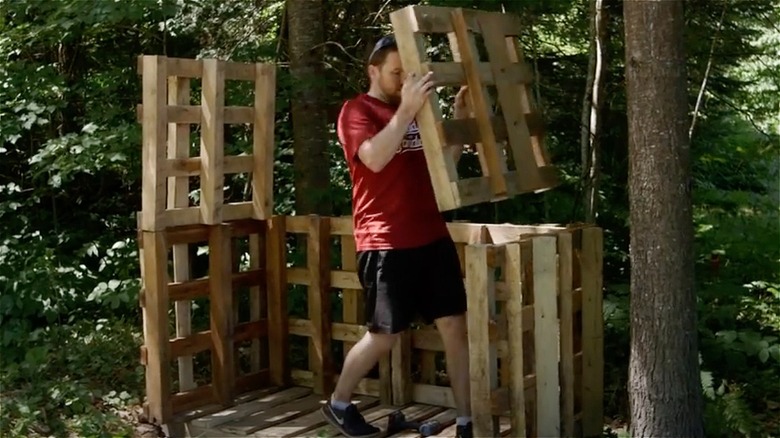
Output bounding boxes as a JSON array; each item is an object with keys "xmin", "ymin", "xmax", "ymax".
[{"xmin": 337, "ymin": 93, "xmax": 450, "ymax": 252}]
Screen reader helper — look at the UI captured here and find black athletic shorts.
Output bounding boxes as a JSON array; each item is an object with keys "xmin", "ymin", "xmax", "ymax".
[{"xmin": 356, "ymin": 236, "xmax": 468, "ymax": 334}]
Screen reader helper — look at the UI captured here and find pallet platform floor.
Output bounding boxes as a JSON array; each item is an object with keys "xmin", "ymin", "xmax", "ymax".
[{"xmin": 168, "ymin": 386, "xmax": 512, "ymax": 437}]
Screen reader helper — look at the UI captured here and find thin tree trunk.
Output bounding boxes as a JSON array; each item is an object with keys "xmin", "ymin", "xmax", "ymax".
[
  {"xmin": 624, "ymin": 1, "xmax": 705, "ymax": 436},
  {"xmin": 580, "ymin": 0, "xmax": 607, "ymax": 223},
  {"xmin": 287, "ymin": 0, "xmax": 331, "ymax": 215},
  {"xmin": 689, "ymin": 4, "xmax": 727, "ymax": 140}
]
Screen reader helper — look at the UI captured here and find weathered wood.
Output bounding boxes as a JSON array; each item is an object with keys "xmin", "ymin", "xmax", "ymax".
[
  {"xmin": 209, "ymin": 224, "xmax": 235, "ymax": 405},
  {"xmin": 267, "ymin": 216, "xmax": 289, "ymax": 386},
  {"xmin": 140, "ymin": 56, "xmax": 167, "ymax": 231},
  {"xmin": 392, "ymin": 331, "xmax": 413, "ymax": 405},
  {"xmin": 137, "ymin": 55, "xmax": 276, "ymax": 230},
  {"xmin": 253, "ymin": 64, "xmax": 276, "ymax": 220},
  {"xmin": 167, "ymin": 75, "xmax": 195, "ymax": 393},
  {"xmin": 200, "ymin": 59, "xmax": 225, "ymax": 225},
  {"xmin": 532, "ymin": 236, "xmax": 561, "ymax": 436},
  {"xmin": 558, "ymin": 232, "xmax": 576, "ymax": 436},
  {"xmin": 581, "ymin": 227, "xmax": 604, "ymax": 436},
  {"xmin": 504, "ymin": 242, "xmax": 526, "ymax": 436},
  {"xmin": 307, "ymin": 216, "xmax": 334, "ymax": 395},
  {"xmin": 451, "ymin": 8, "xmax": 507, "ymax": 199},
  {"xmin": 389, "ymin": 6, "xmax": 460, "ymax": 211},
  {"xmin": 140, "ymin": 231, "xmax": 171, "ymax": 422},
  {"xmin": 387, "ymin": 6, "xmax": 557, "ymax": 211},
  {"xmin": 465, "ymin": 244, "xmax": 498, "ymax": 437}
]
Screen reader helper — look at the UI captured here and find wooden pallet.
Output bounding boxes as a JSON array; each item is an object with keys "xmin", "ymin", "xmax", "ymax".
[
  {"xmin": 389, "ymin": 6, "xmax": 558, "ymax": 211},
  {"xmin": 136, "ymin": 55, "xmax": 276, "ymax": 231},
  {"xmin": 171, "ymin": 385, "xmax": 513, "ymax": 437}
]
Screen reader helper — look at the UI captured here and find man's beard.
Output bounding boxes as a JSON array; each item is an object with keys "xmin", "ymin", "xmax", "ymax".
[
  {"xmin": 386, "ymin": 94, "xmax": 401, "ymax": 106},
  {"xmin": 382, "ymin": 84, "xmax": 401, "ymax": 107}
]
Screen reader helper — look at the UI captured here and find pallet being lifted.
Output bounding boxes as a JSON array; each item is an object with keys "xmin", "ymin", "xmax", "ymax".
[{"xmin": 389, "ymin": 5, "xmax": 558, "ymax": 211}]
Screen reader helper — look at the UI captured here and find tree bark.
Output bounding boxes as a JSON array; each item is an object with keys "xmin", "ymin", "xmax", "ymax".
[
  {"xmin": 624, "ymin": 1, "xmax": 705, "ymax": 437},
  {"xmin": 287, "ymin": 0, "xmax": 331, "ymax": 215},
  {"xmin": 580, "ymin": 0, "xmax": 607, "ymax": 223}
]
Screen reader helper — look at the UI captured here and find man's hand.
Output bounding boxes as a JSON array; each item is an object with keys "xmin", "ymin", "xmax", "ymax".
[
  {"xmin": 453, "ymin": 85, "xmax": 471, "ymax": 120},
  {"xmin": 398, "ymin": 71, "xmax": 436, "ymax": 119}
]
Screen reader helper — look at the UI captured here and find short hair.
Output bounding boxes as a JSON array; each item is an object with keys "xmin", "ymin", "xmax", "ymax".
[{"xmin": 368, "ymin": 35, "xmax": 398, "ymax": 66}]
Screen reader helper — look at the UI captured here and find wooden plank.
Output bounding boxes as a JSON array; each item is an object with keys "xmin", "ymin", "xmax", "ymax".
[
  {"xmin": 171, "ymin": 383, "xmax": 214, "ymax": 415},
  {"xmin": 140, "ymin": 231, "xmax": 171, "ymax": 422},
  {"xmin": 389, "ymin": 7, "xmax": 459, "ymax": 211},
  {"xmin": 448, "ymin": 9, "xmax": 500, "ymax": 182},
  {"xmin": 465, "ymin": 244, "xmax": 498, "ymax": 438},
  {"xmin": 399, "ymin": 5, "xmax": 518, "ymax": 36},
  {"xmin": 392, "ymin": 331, "xmax": 413, "ymax": 405},
  {"xmin": 287, "ymin": 267, "xmax": 361, "ymax": 289},
  {"xmin": 249, "ymin": 229, "xmax": 265, "ymax": 373},
  {"xmin": 531, "ymin": 236, "xmax": 560, "ymax": 436},
  {"xmin": 505, "ymin": 36, "xmax": 553, "ymax": 167},
  {"xmin": 136, "ymin": 104, "xmax": 254, "ymax": 124},
  {"xmin": 209, "ymin": 224, "xmax": 235, "ymax": 405},
  {"xmin": 300, "ymin": 404, "xmax": 399, "ymax": 437},
  {"xmin": 291, "ymin": 369, "xmax": 382, "ymax": 398},
  {"xmin": 390, "ymin": 408, "xmax": 458, "ymax": 438},
  {"xmin": 162, "ymin": 155, "xmax": 254, "ymax": 177},
  {"xmin": 191, "ymin": 386, "xmax": 312, "ymax": 429},
  {"xmin": 479, "ymin": 14, "xmax": 547, "ymax": 194},
  {"xmin": 140, "ymin": 55, "xmax": 167, "ymax": 231},
  {"xmin": 340, "ymin": 234, "xmax": 361, "ymax": 357},
  {"xmin": 267, "ymin": 216, "xmax": 289, "ymax": 386},
  {"xmin": 220, "ymin": 393, "xmax": 326, "ymax": 435},
  {"xmin": 254, "ymin": 395, "xmax": 379, "ymax": 437},
  {"xmin": 424, "ymin": 61, "xmax": 532, "ymax": 87},
  {"xmin": 308, "ymin": 216, "xmax": 334, "ymax": 395},
  {"xmin": 171, "ymin": 386, "xmax": 279, "ymax": 424},
  {"xmin": 136, "ymin": 56, "xmax": 259, "ymax": 81},
  {"xmin": 253, "ymin": 63, "xmax": 276, "ymax": 220},
  {"xmin": 581, "ymin": 227, "xmax": 603, "ymax": 437},
  {"xmin": 166, "ymin": 75, "xmax": 196, "ymax": 393},
  {"xmin": 404, "ymin": 5, "xmax": 481, "ymax": 34},
  {"xmin": 558, "ymin": 232, "xmax": 576, "ymax": 436},
  {"xmin": 285, "ymin": 215, "xmax": 353, "ymax": 236},
  {"xmin": 200, "ymin": 58, "xmax": 225, "ymax": 224},
  {"xmin": 451, "ymin": 8, "xmax": 507, "ymax": 199},
  {"xmin": 504, "ymin": 242, "xmax": 526, "ymax": 436},
  {"xmin": 169, "ymin": 330, "xmax": 211, "ymax": 358}
]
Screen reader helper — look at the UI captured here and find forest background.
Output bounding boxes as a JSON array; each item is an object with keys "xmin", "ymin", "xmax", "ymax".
[{"xmin": 0, "ymin": 0, "xmax": 778, "ymax": 437}]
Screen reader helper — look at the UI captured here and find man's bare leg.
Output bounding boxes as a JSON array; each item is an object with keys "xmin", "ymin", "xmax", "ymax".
[
  {"xmin": 436, "ymin": 314, "xmax": 471, "ymax": 420},
  {"xmin": 332, "ymin": 331, "xmax": 399, "ymax": 403}
]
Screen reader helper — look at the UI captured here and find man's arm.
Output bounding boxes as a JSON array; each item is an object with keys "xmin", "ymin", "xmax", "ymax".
[
  {"xmin": 359, "ymin": 71, "xmax": 436, "ymax": 173},
  {"xmin": 358, "ymin": 107, "xmax": 416, "ymax": 173}
]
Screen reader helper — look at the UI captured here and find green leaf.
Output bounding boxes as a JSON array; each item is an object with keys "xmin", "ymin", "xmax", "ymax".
[{"xmin": 770, "ymin": 345, "xmax": 780, "ymax": 363}]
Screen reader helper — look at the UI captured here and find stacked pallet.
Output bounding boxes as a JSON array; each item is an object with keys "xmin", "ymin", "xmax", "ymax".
[{"xmin": 136, "ymin": 55, "xmax": 279, "ymax": 423}]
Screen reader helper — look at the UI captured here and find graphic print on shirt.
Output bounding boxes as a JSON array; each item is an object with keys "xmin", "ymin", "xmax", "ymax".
[{"xmin": 396, "ymin": 120, "xmax": 423, "ymax": 154}]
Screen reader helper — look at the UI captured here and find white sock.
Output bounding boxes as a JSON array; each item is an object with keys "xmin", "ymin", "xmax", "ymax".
[
  {"xmin": 330, "ymin": 395, "xmax": 351, "ymax": 411},
  {"xmin": 456, "ymin": 416, "xmax": 472, "ymax": 426}
]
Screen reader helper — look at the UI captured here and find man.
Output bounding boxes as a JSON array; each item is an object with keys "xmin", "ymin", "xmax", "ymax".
[{"xmin": 319, "ymin": 35, "xmax": 473, "ymax": 438}]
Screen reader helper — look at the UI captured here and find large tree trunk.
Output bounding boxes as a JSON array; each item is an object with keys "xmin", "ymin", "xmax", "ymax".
[
  {"xmin": 623, "ymin": 1, "xmax": 705, "ymax": 437},
  {"xmin": 287, "ymin": 0, "xmax": 331, "ymax": 215},
  {"xmin": 580, "ymin": 0, "xmax": 607, "ymax": 223}
]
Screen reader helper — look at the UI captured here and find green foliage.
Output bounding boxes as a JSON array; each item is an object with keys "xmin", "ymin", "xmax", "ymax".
[{"xmin": 0, "ymin": 319, "xmax": 143, "ymax": 437}]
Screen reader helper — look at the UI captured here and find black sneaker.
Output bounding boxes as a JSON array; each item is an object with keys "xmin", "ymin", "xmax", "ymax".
[
  {"xmin": 456, "ymin": 422, "xmax": 473, "ymax": 438},
  {"xmin": 320, "ymin": 400, "xmax": 381, "ymax": 438}
]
